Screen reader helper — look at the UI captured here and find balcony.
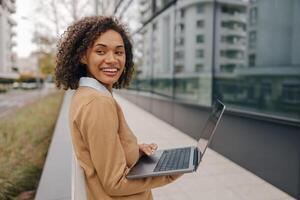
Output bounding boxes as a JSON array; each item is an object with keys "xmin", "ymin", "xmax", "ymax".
[
  {"xmin": 7, "ymin": 16, "xmax": 17, "ymax": 26},
  {"xmin": 220, "ymin": 28, "xmax": 247, "ymax": 37},
  {"xmin": 221, "ymin": 13, "xmax": 247, "ymax": 23},
  {"xmin": 219, "ymin": 42, "xmax": 246, "ymax": 51},
  {"xmin": 218, "ymin": 57, "xmax": 245, "ymax": 66},
  {"xmin": 6, "ymin": 1, "xmax": 16, "ymax": 13}
]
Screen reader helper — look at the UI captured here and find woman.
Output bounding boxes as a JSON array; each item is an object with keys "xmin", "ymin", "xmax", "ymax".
[{"xmin": 55, "ymin": 16, "xmax": 182, "ymax": 200}]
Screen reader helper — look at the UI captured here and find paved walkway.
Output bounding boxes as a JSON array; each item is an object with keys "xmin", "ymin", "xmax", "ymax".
[
  {"xmin": 0, "ymin": 88, "xmax": 55, "ymax": 118},
  {"xmin": 35, "ymin": 90, "xmax": 295, "ymax": 200}
]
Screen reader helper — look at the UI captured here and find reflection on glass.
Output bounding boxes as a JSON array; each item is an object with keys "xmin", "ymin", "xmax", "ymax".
[
  {"xmin": 215, "ymin": 0, "xmax": 300, "ymax": 120},
  {"xmin": 133, "ymin": 0, "xmax": 300, "ymax": 121},
  {"xmin": 198, "ymin": 100, "xmax": 225, "ymax": 154},
  {"xmin": 173, "ymin": 1, "xmax": 212, "ymax": 105}
]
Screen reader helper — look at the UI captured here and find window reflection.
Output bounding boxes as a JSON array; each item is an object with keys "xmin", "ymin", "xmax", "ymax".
[
  {"xmin": 216, "ymin": 0, "xmax": 300, "ymax": 119},
  {"xmin": 133, "ymin": 0, "xmax": 300, "ymax": 121}
]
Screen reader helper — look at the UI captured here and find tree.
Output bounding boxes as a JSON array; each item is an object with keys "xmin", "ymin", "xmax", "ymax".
[
  {"xmin": 29, "ymin": 0, "xmax": 94, "ymax": 77},
  {"xmin": 38, "ymin": 53, "xmax": 56, "ymax": 76}
]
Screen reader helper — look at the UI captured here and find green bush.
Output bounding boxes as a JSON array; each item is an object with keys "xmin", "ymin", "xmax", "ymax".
[{"xmin": 0, "ymin": 90, "xmax": 64, "ymax": 200}]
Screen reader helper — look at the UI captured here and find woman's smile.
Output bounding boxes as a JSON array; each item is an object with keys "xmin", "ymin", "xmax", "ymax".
[{"xmin": 100, "ymin": 67, "xmax": 120, "ymax": 77}]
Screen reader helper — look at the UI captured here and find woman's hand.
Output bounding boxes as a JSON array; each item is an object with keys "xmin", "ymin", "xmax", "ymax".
[{"xmin": 138, "ymin": 143, "xmax": 158, "ymax": 156}]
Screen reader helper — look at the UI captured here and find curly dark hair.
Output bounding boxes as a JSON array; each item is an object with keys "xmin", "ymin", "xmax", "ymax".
[{"xmin": 55, "ymin": 16, "xmax": 134, "ymax": 90}]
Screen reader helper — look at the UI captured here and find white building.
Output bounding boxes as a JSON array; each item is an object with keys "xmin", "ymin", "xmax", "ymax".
[
  {"xmin": 0, "ymin": 0, "xmax": 17, "ymax": 79},
  {"xmin": 16, "ymin": 53, "xmax": 39, "ymax": 75},
  {"xmin": 137, "ymin": 0, "xmax": 247, "ymax": 103},
  {"xmin": 242, "ymin": 0, "xmax": 300, "ymax": 72},
  {"xmin": 234, "ymin": 0, "xmax": 300, "ymax": 106}
]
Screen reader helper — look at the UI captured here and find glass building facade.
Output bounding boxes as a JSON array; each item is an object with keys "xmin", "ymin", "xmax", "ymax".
[{"xmin": 130, "ymin": 0, "xmax": 300, "ymax": 123}]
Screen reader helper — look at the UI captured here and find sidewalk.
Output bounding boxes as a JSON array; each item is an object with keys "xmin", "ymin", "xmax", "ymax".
[
  {"xmin": 0, "ymin": 88, "xmax": 55, "ymax": 118},
  {"xmin": 35, "ymin": 90, "xmax": 295, "ymax": 200}
]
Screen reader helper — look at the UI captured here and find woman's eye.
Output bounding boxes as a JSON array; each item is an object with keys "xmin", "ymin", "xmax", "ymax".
[
  {"xmin": 116, "ymin": 51, "xmax": 124, "ymax": 56},
  {"xmin": 96, "ymin": 50, "xmax": 105, "ymax": 55}
]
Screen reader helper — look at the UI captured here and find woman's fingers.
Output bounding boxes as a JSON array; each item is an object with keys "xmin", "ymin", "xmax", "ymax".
[
  {"xmin": 149, "ymin": 143, "xmax": 158, "ymax": 150},
  {"xmin": 139, "ymin": 143, "xmax": 158, "ymax": 156}
]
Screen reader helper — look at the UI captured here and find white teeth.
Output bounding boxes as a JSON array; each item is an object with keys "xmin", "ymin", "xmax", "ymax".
[{"xmin": 102, "ymin": 68, "xmax": 118, "ymax": 72}]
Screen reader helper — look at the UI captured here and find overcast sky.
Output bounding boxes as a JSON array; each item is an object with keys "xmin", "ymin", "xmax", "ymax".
[
  {"xmin": 14, "ymin": 0, "xmax": 140, "ymax": 58},
  {"xmin": 15, "ymin": 0, "xmax": 37, "ymax": 58}
]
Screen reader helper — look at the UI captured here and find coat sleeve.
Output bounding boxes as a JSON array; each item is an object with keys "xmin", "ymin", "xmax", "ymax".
[{"xmin": 75, "ymin": 96, "xmax": 181, "ymax": 197}]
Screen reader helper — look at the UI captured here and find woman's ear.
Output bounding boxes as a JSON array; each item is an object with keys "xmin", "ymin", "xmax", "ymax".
[{"xmin": 80, "ymin": 55, "xmax": 87, "ymax": 65}]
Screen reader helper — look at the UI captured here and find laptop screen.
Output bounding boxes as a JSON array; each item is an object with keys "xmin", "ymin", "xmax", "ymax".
[{"xmin": 197, "ymin": 100, "xmax": 225, "ymax": 163}]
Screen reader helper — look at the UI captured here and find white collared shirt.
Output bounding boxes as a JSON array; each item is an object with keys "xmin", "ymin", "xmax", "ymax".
[{"xmin": 79, "ymin": 77, "xmax": 113, "ymax": 97}]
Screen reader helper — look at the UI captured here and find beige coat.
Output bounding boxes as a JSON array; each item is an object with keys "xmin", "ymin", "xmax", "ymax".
[{"xmin": 69, "ymin": 86, "xmax": 179, "ymax": 200}]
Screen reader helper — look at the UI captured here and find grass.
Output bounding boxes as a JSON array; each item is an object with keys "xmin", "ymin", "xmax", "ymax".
[{"xmin": 0, "ymin": 90, "xmax": 65, "ymax": 200}]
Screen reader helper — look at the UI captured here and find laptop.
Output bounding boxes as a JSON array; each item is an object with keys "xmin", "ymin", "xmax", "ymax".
[{"xmin": 126, "ymin": 100, "xmax": 225, "ymax": 179}]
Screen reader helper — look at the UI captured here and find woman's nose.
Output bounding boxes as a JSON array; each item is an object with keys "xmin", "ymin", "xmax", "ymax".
[{"xmin": 105, "ymin": 51, "xmax": 117, "ymax": 64}]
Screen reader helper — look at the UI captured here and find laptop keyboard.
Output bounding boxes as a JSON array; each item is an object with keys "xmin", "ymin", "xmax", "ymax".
[{"xmin": 153, "ymin": 147, "xmax": 191, "ymax": 172}]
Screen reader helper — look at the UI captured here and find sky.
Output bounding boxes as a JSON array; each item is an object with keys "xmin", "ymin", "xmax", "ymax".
[
  {"xmin": 14, "ymin": 0, "xmax": 140, "ymax": 58},
  {"xmin": 15, "ymin": 0, "xmax": 37, "ymax": 58}
]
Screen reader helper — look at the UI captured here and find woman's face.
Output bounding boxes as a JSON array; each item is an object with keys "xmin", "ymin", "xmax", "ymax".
[{"xmin": 81, "ymin": 29, "xmax": 126, "ymax": 91}]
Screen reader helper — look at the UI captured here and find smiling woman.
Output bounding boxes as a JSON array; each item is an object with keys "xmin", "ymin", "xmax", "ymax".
[
  {"xmin": 54, "ymin": 16, "xmax": 182, "ymax": 200},
  {"xmin": 55, "ymin": 16, "xmax": 134, "ymax": 90},
  {"xmin": 80, "ymin": 29, "xmax": 126, "ymax": 92}
]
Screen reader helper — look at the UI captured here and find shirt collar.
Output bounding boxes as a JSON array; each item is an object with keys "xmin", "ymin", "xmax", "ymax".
[{"xmin": 79, "ymin": 77, "xmax": 113, "ymax": 97}]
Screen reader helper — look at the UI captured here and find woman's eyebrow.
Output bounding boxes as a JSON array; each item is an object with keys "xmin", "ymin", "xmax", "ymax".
[
  {"xmin": 95, "ymin": 43, "xmax": 107, "ymax": 48},
  {"xmin": 94, "ymin": 44, "xmax": 124, "ymax": 49},
  {"xmin": 115, "ymin": 45, "xmax": 125, "ymax": 49}
]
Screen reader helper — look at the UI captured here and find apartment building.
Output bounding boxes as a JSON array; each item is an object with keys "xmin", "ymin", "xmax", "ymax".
[
  {"xmin": 137, "ymin": 0, "xmax": 247, "ymax": 104},
  {"xmin": 0, "ymin": 0, "xmax": 17, "ymax": 79},
  {"xmin": 219, "ymin": 0, "xmax": 300, "ymax": 115}
]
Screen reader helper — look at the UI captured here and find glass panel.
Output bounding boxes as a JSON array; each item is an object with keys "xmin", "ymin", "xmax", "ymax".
[
  {"xmin": 133, "ymin": 0, "xmax": 300, "ymax": 122},
  {"xmin": 151, "ymin": 16, "xmax": 173, "ymax": 97},
  {"xmin": 173, "ymin": 2, "xmax": 212, "ymax": 105},
  {"xmin": 134, "ymin": 27, "xmax": 153, "ymax": 92},
  {"xmin": 214, "ymin": 0, "xmax": 300, "ymax": 120}
]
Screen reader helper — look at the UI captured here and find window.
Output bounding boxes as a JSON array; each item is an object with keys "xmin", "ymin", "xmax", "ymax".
[
  {"xmin": 196, "ymin": 49, "xmax": 204, "ymax": 58},
  {"xmin": 175, "ymin": 51, "xmax": 184, "ymax": 59},
  {"xmin": 152, "ymin": 22, "xmax": 157, "ymax": 30},
  {"xmin": 249, "ymin": 7, "xmax": 258, "ymax": 25},
  {"xmin": 176, "ymin": 37, "xmax": 184, "ymax": 46},
  {"xmin": 249, "ymin": 31, "xmax": 257, "ymax": 49},
  {"xmin": 162, "ymin": 0, "xmax": 172, "ymax": 7},
  {"xmin": 196, "ymin": 20, "xmax": 204, "ymax": 28},
  {"xmin": 222, "ymin": 21, "xmax": 245, "ymax": 31},
  {"xmin": 221, "ymin": 50, "xmax": 244, "ymax": 59},
  {"xmin": 221, "ymin": 21, "xmax": 228, "ymax": 28},
  {"xmin": 196, "ymin": 4, "xmax": 204, "ymax": 14},
  {"xmin": 223, "ymin": 35, "xmax": 243, "ymax": 44},
  {"xmin": 261, "ymin": 82, "xmax": 272, "ymax": 95},
  {"xmin": 175, "ymin": 65, "xmax": 184, "ymax": 73},
  {"xmin": 195, "ymin": 64, "xmax": 204, "ymax": 72},
  {"xmin": 282, "ymin": 82, "xmax": 300, "ymax": 104},
  {"xmin": 221, "ymin": 36, "xmax": 226, "ymax": 43},
  {"xmin": 180, "ymin": 9, "xmax": 185, "ymax": 18},
  {"xmin": 179, "ymin": 23, "xmax": 185, "ymax": 31},
  {"xmin": 152, "ymin": 0, "xmax": 157, "ymax": 13},
  {"xmin": 220, "ymin": 64, "xmax": 236, "ymax": 72},
  {"xmin": 249, "ymin": 54, "xmax": 256, "ymax": 67},
  {"xmin": 196, "ymin": 35, "xmax": 204, "ymax": 43}
]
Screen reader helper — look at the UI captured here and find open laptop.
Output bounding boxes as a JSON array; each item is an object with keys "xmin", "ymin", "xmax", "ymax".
[{"xmin": 127, "ymin": 100, "xmax": 225, "ymax": 179}]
